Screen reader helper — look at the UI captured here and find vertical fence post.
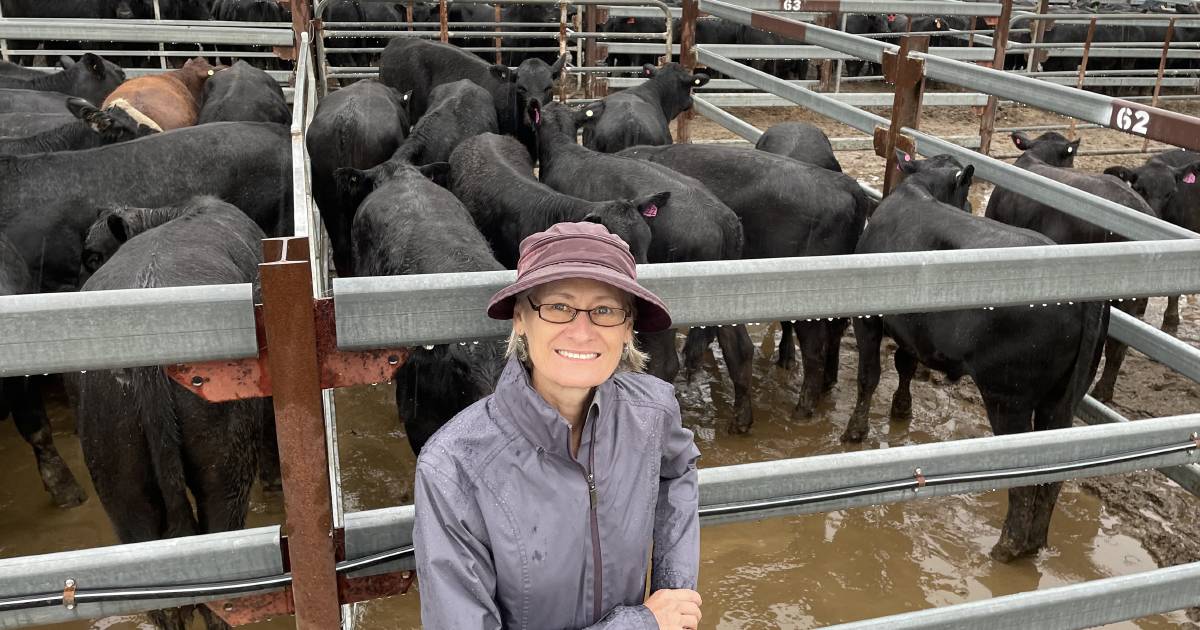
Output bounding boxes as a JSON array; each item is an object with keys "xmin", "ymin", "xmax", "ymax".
[
  {"xmin": 879, "ymin": 35, "xmax": 928, "ymax": 196},
  {"xmin": 559, "ymin": 0, "xmax": 569, "ymax": 103},
  {"xmin": 260, "ymin": 237, "xmax": 342, "ymax": 630},
  {"xmin": 0, "ymin": 1, "xmax": 10, "ymax": 63},
  {"xmin": 292, "ymin": 0, "xmax": 313, "ymax": 57},
  {"xmin": 583, "ymin": 4, "xmax": 598, "ymax": 98},
  {"xmin": 494, "ymin": 4, "xmax": 503, "ymax": 64},
  {"xmin": 1024, "ymin": 0, "xmax": 1048, "ymax": 73},
  {"xmin": 676, "ymin": 0, "xmax": 699, "ymax": 144},
  {"xmin": 1142, "ymin": 17, "xmax": 1176, "ymax": 153},
  {"xmin": 1067, "ymin": 16, "xmax": 1097, "ymax": 140},
  {"xmin": 977, "ymin": 0, "xmax": 1012, "ymax": 156},
  {"xmin": 439, "ymin": 0, "xmax": 449, "ymax": 44},
  {"xmin": 407, "ymin": 0, "xmax": 414, "ymax": 31},
  {"xmin": 817, "ymin": 12, "xmax": 837, "ymax": 91}
]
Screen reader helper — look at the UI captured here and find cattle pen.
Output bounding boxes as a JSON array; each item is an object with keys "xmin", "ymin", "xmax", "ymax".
[{"xmin": 2, "ymin": 0, "xmax": 1200, "ymax": 628}]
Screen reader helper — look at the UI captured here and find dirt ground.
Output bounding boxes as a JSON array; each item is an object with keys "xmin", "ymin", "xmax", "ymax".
[{"xmin": 691, "ymin": 94, "xmax": 1200, "ymax": 624}]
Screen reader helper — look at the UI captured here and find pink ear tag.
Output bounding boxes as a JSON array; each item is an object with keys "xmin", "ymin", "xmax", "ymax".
[
  {"xmin": 904, "ymin": 153, "xmax": 912, "ymax": 161},
  {"xmin": 1185, "ymin": 172, "xmax": 1196, "ymax": 184},
  {"xmin": 642, "ymin": 203, "xmax": 658, "ymax": 217},
  {"xmin": 534, "ymin": 108, "xmax": 541, "ymax": 125}
]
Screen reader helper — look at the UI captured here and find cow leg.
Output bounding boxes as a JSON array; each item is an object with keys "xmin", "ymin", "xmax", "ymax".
[
  {"xmin": 1092, "ymin": 300, "xmax": 1144, "ymax": 402},
  {"xmin": 823, "ymin": 318, "xmax": 848, "ymax": 392},
  {"xmin": 793, "ymin": 321, "xmax": 827, "ymax": 419},
  {"xmin": 889, "ymin": 347, "xmax": 917, "ymax": 421},
  {"xmin": 188, "ymin": 402, "xmax": 259, "ymax": 535},
  {"xmin": 984, "ymin": 397, "xmax": 1052, "ymax": 562},
  {"xmin": 1163, "ymin": 295, "xmax": 1181, "ymax": 336},
  {"xmin": 682, "ymin": 327, "xmax": 710, "ymax": 380},
  {"xmin": 716, "ymin": 326, "xmax": 755, "ymax": 434},
  {"xmin": 640, "ymin": 329, "xmax": 680, "ymax": 384},
  {"xmin": 776, "ymin": 320, "xmax": 798, "ymax": 369},
  {"xmin": 5, "ymin": 377, "xmax": 86, "ymax": 508},
  {"xmin": 258, "ymin": 404, "xmax": 282, "ymax": 492},
  {"xmin": 147, "ymin": 609, "xmax": 189, "ymax": 630},
  {"xmin": 844, "ymin": 317, "xmax": 884, "ymax": 442}
]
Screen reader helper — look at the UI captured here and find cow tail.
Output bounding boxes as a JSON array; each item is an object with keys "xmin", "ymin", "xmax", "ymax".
[
  {"xmin": 723, "ymin": 214, "xmax": 745, "ymax": 261},
  {"xmin": 132, "ymin": 366, "xmax": 198, "ymax": 537},
  {"xmin": 1060, "ymin": 301, "xmax": 1110, "ymax": 419}
]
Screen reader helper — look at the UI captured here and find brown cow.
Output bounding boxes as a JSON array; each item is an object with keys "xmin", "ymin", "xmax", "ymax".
[{"xmin": 101, "ymin": 57, "xmax": 216, "ymax": 131}]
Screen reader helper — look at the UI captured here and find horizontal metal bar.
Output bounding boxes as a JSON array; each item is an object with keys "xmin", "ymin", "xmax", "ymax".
[
  {"xmin": 823, "ymin": 560, "xmax": 1200, "ymax": 630},
  {"xmin": 0, "ymin": 19, "xmax": 292, "ymax": 46},
  {"xmin": 1013, "ymin": 11, "xmax": 1200, "ymax": 25},
  {"xmin": 695, "ymin": 90, "xmax": 989, "ymax": 107},
  {"xmin": 334, "ymin": 240, "xmax": 1200, "ymax": 348},
  {"xmin": 0, "ymin": 284, "xmax": 258, "ymax": 377},
  {"xmin": 804, "ymin": 0, "xmax": 1002, "ymax": 15},
  {"xmin": 611, "ymin": 41, "xmax": 991, "ymax": 61},
  {"xmin": 0, "ymin": 526, "xmax": 283, "ymax": 628},
  {"xmin": 693, "ymin": 95, "xmax": 762, "ymax": 141},
  {"xmin": 1109, "ymin": 308, "xmax": 1200, "ymax": 384},
  {"xmin": 1076, "ymin": 396, "xmax": 1200, "ymax": 497}
]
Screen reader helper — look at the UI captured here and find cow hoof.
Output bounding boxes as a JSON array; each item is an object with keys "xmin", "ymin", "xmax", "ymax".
[
  {"xmin": 822, "ymin": 378, "xmax": 838, "ymax": 393},
  {"xmin": 50, "ymin": 483, "xmax": 87, "ymax": 509},
  {"xmin": 889, "ymin": 399, "xmax": 912, "ymax": 422},
  {"xmin": 727, "ymin": 421, "xmax": 752, "ymax": 435},
  {"xmin": 1090, "ymin": 381, "xmax": 1115, "ymax": 403},
  {"xmin": 776, "ymin": 357, "xmax": 797, "ymax": 370},
  {"xmin": 989, "ymin": 538, "xmax": 1035, "ymax": 563},
  {"xmin": 840, "ymin": 425, "xmax": 868, "ymax": 443},
  {"xmin": 1162, "ymin": 320, "xmax": 1179, "ymax": 337}
]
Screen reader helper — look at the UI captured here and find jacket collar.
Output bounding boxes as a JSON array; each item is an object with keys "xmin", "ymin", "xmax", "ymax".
[{"xmin": 493, "ymin": 356, "xmax": 613, "ymax": 462}]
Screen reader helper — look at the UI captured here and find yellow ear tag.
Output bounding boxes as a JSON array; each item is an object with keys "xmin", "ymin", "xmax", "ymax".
[
  {"xmin": 585, "ymin": 110, "xmax": 594, "ymax": 117},
  {"xmin": 207, "ymin": 69, "xmax": 215, "ymax": 76}
]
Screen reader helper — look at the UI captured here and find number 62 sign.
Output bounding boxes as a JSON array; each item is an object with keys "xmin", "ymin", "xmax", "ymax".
[{"xmin": 1113, "ymin": 106, "xmax": 1150, "ymax": 135}]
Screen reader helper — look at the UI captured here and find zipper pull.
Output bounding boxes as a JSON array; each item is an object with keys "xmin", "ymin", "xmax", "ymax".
[{"xmin": 587, "ymin": 472, "xmax": 598, "ymax": 509}]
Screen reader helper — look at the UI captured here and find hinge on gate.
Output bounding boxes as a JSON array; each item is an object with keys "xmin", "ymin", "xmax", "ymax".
[
  {"xmin": 913, "ymin": 467, "xmax": 926, "ymax": 491},
  {"xmin": 872, "ymin": 125, "xmax": 916, "ymax": 159}
]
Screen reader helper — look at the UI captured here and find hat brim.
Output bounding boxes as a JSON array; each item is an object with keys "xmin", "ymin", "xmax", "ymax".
[{"xmin": 487, "ymin": 262, "xmax": 672, "ymax": 332}]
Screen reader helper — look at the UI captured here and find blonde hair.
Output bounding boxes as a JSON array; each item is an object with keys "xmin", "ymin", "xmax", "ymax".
[{"xmin": 506, "ymin": 289, "xmax": 648, "ymax": 373}]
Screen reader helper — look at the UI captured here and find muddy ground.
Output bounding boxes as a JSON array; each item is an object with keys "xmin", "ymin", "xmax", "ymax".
[{"xmin": 1, "ymin": 94, "xmax": 1199, "ymax": 630}]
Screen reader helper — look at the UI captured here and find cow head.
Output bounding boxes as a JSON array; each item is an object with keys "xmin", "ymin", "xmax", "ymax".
[
  {"xmin": 66, "ymin": 97, "xmax": 160, "ymax": 145},
  {"xmin": 534, "ymin": 101, "xmax": 588, "ymax": 143},
  {"xmin": 61, "ymin": 53, "xmax": 127, "ymax": 107},
  {"xmin": 1104, "ymin": 158, "xmax": 1200, "ymax": 218},
  {"xmin": 643, "ymin": 62, "xmax": 710, "ymax": 121},
  {"xmin": 507, "ymin": 55, "xmax": 569, "ymax": 125},
  {"xmin": 583, "ymin": 191, "xmax": 668, "ymax": 264},
  {"xmin": 896, "ymin": 150, "xmax": 975, "ymax": 210},
  {"xmin": 1011, "ymin": 131, "xmax": 1079, "ymax": 167}
]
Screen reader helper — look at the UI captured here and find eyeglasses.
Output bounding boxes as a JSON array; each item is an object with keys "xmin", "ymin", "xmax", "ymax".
[{"xmin": 527, "ymin": 297, "xmax": 631, "ymax": 327}]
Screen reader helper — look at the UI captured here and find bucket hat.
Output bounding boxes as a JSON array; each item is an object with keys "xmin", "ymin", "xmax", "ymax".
[{"xmin": 486, "ymin": 222, "xmax": 672, "ymax": 332}]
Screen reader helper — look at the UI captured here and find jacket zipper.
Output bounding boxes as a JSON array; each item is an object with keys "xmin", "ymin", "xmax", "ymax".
[{"xmin": 585, "ymin": 416, "xmax": 602, "ymax": 623}]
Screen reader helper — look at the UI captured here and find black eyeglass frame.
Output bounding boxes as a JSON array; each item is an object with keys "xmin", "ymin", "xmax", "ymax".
[{"xmin": 526, "ymin": 296, "xmax": 632, "ymax": 327}]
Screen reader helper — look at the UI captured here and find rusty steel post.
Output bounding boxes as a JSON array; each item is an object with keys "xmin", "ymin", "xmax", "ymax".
[
  {"xmin": 978, "ymin": 0, "xmax": 1013, "ymax": 156},
  {"xmin": 259, "ymin": 236, "xmax": 341, "ymax": 630},
  {"xmin": 559, "ymin": 0, "xmax": 569, "ymax": 103},
  {"xmin": 407, "ymin": 0, "xmax": 414, "ymax": 31},
  {"xmin": 583, "ymin": 5, "xmax": 598, "ymax": 98},
  {"xmin": 1143, "ymin": 17, "xmax": 1176, "ymax": 153},
  {"xmin": 818, "ymin": 12, "xmax": 838, "ymax": 92},
  {"xmin": 439, "ymin": 0, "xmax": 449, "ymax": 43},
  {"xmin": 878, "ymin": 35, "xmax": 929, "ymax": 196},
  {"xmin": 1067, "ymin": 17, "xmax": 1098, "ymax": 140},
  {"xmin": 291, "ymin": 0, "xmax": 312, "ymax": 54},
  {"xmin": 1025, "ymin": 0, "xmax": 1048, "ymax": 72},
  {"xmin": 676, "ymin": 0, "xmax": 699, "ymax": 144},
  {"xmin": 495, "ymin": 4, "xmax": 503, "ymax": 64}
]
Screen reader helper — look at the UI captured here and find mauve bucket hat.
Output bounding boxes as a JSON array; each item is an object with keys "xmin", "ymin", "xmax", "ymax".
[{"xmin": 486, "ymin": 222, "xmax": 672, "ymax": 332}]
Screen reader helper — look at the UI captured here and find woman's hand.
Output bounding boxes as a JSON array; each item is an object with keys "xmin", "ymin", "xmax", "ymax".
[{"xmin": 645, "ymin": 588, "xmax": 703, "ymax": 630}]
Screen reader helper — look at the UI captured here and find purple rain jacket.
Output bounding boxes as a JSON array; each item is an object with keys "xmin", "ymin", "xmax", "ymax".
[{"xmin": 413, "ymin": 357, "xmax": 701, "ymax": 629}]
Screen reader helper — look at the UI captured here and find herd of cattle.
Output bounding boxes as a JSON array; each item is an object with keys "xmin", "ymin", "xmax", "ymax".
[{"xmin": 0, "ymin": 4, "xmax": 1199, "ymax": 626}]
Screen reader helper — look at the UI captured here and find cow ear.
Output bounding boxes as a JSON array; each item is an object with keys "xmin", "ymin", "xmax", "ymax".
[
  {"xmin": 895, "ymin": 149, "xmax": 918, "ymax": 174},
  {"xmin": 489, "ymin": 64, "xmax": 511, "ymax": 81},
  {"xmin": 957, "ymin": 164, "xmax": 975, "ymax": 187},
  {"xmin": 1175, "ymin": 161, "xmax": 1200, "ymax": 186},
  {"xmin": 550, "ymin": 53, "xmax": 569, "ymax": 75},
  {"xmin": 334, "ymin": 166, "xmax": 372, "ymax": 198},
  {"xmin": 65, "ymin": 97, "xmax": 98, "ymax": 121},
  {"xmin": 81, "ymin": 53, "xmax": 105, "ymax": 78},
  {"xmin": 58, "ymin": 55, "xmax": 76, "ymax": 69},
  {"xmin": 419, "ymin": 162, "xmax": 452, "ymax": 187},
  {"xmin": 581, "ymin": 212, "xmax": 604, "ymax": 225},
  {"xmin": 107, "ymin": 212, "xmax": 131, "ymax": 244},
  {"xmin": 1011, "ymin": 131, "xmax": 1031, "ymax": 150},
  {"xmin": 689, "ymin": 72, "xmax": 710, "ymax": 88},
  {"xmin": 642, "ymin": 63, "xmax": 657, "ymax": 78},
  {"xmin": 636, "ymin": 191, "xmax": 670, "ymax": 219},
  {"xmin": 1103, "ymin": 165, "xmax": 1137, "ymax": 185},
  {"xmin": 576, "ymin": 101, "xmax": 604, "ymax": 124},
  {"xmin": 1065, "ymin": 138, "xmax": 1081, "ymax": 157}
]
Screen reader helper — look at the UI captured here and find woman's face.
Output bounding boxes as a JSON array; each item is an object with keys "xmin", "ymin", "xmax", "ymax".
[{"xmin": 513, "ymin": 278, "xmax": 634, "ymax": 392}]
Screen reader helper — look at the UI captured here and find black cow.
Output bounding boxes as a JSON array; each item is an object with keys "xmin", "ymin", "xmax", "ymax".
[
  {"xmin": 844, "ymin": 14, "xmax": 889, "ymax": 76},
  {"xmin": 307, "ymin": 79, "xmax": 410, "ymax": 277},
  {"xmin": 379, "ymin": 38, "xmax": 566, "ymax": 158},
  {"xmin": 0, "ymin": 98, "xmax": 156, "ymax": 155},
  {"xmin": 0, "ymin": 54, "xmax": 125, "ymax": 106},
  {"xmin": 210, "ymin": 0, "xmax": 292, "ymax": 69},
  {"xmin": 1, "ymin": 122, "xmax": 291, "ymax": 292},
  {"xmin": 985, "ymin": 132, "xmax": 1157, "ymax": 402},
  {"xmin": 581, "ymin": 62, "xmax": 709, "ymax": 153},
  {"xmin": 0, "ymin": 112, "xmax": 77, "ymax": 136},
  {"xmin": 618, "ymin": 143, "xmax": 870, "ymax": 423},
  {"xmin": 73, "ymin": 196, "xmax": 273, "ymax": 629},
  {"xmin": 851, "ymin": 152, "xmax": 1108, "ymax": 562},
  {"xmin": 0, "ymin": 1, "xmax": 144, "ymax": 64},
  {"xmin": 536, "ymin": 102, "xmax": 751, "ymax": 431},
  {"xmin": 0, "ymin": 88, "xmax": 80, "ymax": 114},
  {"xmin": 199, "ymin": 60, "xmax": 291, "ymax": 125},
  {"xmin": 754, "ymin": 121, "xmax": 843, "ymax": 172},
  {"xmin": 386, "ymin": 79, "xmax": 498, "ymax": 167},
  {"xmin": 350, "ymin": 158, "xmax": 505, "ymax": 455},
  {"xmin": 1105, "ymin": 149, "xmax": 1200, "ymax": 333},
  {"xmin": 0, "ymin": 235, "xmax": 88, "ymax": 508},
  {"xmin": 501, "ymin": 3, "xmax": 560, "ymax": 66},
  {"xmin": 449, "ymin": 132, "xmax": 664, "ymax": 268},
  {"xmin": 600, "ymin": 15, "xmax": 672, "ymax": 72}
]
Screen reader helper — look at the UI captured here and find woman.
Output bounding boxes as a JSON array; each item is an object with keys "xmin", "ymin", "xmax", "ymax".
[{"xmin": 414, "ymin": 222, "xmax": 703, "ymax": 629}]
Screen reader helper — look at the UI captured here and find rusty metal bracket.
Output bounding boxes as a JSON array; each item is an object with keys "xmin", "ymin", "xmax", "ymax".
[
  {"xmin": 913, "ymin": 467, "xmax": 926, "ymax": 491},
  {"xmin": 204, "ymin": 569, "xmax": 417, "ymax": 627},
  {"xmin": 872, "ymin": 126, "xmax": 916, "ymax": 160},
  {"xmin": 879, "ymin": 35, "xmax": 929, "ymax": 196},
  {"xmin": 166, "ymin": 298, "xmax": 405, "ymax": 402},
  {"xmin": 62, "ymin": 578, "xmax": 77, "ymax": 610}
]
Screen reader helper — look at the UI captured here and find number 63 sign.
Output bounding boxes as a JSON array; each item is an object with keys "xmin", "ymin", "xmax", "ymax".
[{"xmin": 779, "ymin": 0, "xmax": 803, "ymax": 10}]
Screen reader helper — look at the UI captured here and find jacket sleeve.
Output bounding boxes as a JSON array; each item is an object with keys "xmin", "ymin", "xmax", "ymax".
[
  {"xmin": 650, "ymin": 396, "xmax": 701, "ymax": 591},
  {"xmin": 584, "ymin": 604, "xmax": 659, "ymax": 629},
  {"xmin": 413, "ymin": 459, "xmax": 503, "ymax": 629}
]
